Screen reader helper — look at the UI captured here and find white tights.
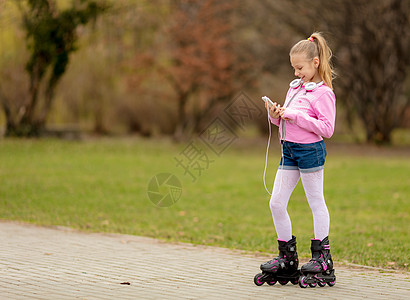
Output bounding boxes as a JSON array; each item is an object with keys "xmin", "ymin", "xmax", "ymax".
[{"xmin": 269, "ymin": 169, "xmax": 330, "ymax": 241}]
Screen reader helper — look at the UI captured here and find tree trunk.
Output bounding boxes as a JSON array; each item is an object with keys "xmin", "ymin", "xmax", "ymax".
[
  {"xmin": 173, "ymin": 92, "xmax": 189, "ymax": 142},
  {"xmin": 5, "ymin": 121, "xmax": 42, "ymax": 137}
]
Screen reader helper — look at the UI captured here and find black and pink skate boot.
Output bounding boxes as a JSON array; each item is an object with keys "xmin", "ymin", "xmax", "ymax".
[
  {"xmin": 254, "ymin": 236, "xmax": 300, "ymax": 286},
  {"xmin": 299, "ymin": 236, "xmax": 336, "ymax": 288}
]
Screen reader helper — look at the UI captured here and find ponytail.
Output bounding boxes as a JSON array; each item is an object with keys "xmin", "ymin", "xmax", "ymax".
[{"xmin": 290, "ymin": 32, "xmax": 336, "ymax": 90}]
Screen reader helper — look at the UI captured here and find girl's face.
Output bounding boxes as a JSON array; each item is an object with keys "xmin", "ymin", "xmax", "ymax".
[{"xmin": 290, "ymin": 53, "xmax": 321, "ymax": 83}]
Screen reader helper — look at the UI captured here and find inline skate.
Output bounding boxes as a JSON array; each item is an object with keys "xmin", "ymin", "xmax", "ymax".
[
  {"xmin": 298, "ymin": 236, "xmax": 336, "ymax": 288},
  {"xmin": 254, "ymin": 236, "xmax": 300, "ymax": 286}
]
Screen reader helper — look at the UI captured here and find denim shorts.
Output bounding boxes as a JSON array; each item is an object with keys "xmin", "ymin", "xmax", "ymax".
[{"xmin": 279, "ymin": 140, "xmax": 327, "ymax": 173}]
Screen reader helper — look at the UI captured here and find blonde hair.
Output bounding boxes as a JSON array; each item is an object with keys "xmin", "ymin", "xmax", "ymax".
[{"xmin": 289, "ymin": 32, "xmax": 336, "ymax": 90}]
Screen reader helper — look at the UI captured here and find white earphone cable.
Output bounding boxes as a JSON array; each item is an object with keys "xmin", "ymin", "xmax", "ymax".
[
  {"xmin": 263, "ymin": 107, "xmax": 272, "ymax": 195},
  {"xmin": 263, "ymin": 106, "xmax": 285, "ymax": 196}
]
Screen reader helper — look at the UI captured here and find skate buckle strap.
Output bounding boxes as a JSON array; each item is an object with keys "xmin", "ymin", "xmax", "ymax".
[
  {"xmin": 279, "ymin": 244, "xmax": 296, "ymax": 252},
  {"xmin": 311, "ymin": 244, "xmax": 330, "ymax": 252},
  {"xmin": 311, "ymin": 244, "xmax": 324, "ymax": 252}
]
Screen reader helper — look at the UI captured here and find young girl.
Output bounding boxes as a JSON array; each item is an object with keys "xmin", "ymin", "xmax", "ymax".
[{"xmin": 259, "ymin": 32, "xmax": 337, "ymax": 288}]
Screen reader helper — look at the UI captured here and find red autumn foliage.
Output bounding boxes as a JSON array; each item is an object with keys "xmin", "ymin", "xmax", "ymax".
[{"xmin": 162, "ymin": 0, "xmax": 242, "ymax": 139}]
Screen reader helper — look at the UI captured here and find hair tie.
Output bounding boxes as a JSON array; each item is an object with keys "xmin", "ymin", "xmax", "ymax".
[{"xmin": 307, "ymin": 36, "xmax": 314, "ymax": 42}]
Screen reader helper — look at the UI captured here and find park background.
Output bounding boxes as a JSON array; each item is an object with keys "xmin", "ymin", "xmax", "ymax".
[{"xmin": 0, "ymin": 0, "xmax": 409, "ymax": 272}]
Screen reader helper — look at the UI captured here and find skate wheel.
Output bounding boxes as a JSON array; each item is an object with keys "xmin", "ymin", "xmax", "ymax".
[
  {"xmin": 279, "ymin": 280, "xmax": 288, "ymax": 285},
  {"xmin": 327, "ymin": 279, "xmax": 336, "ymax": 287},
  {"xmin": 298, "ymin": 276, "xmax": 308, "ymax": 288},
  {"xmin": 291, "ymin": 279, "xmax": 299, "ymax": 285},
  {"xmin": 318, "ymin": 281, "xmax": 326, "ymax": 287},
  {"xmin": 309, "ymin": 282, "xmax": 317, "ymax": 288},
  {"xmin": 254, "ymin": 273, "xmax": 264, "ymax": 286},
  {"xmin": 267, "ymin": 279, "xmax": 277, "ymax": 286}
]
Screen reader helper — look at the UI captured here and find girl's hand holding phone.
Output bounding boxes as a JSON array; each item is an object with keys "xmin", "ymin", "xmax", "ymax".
[{"xmin": 265, "ymin": 102, "xmax": 284, "ymax": 119}]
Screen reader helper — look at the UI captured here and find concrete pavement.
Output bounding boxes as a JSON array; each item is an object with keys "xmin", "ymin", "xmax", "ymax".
[{"xmin": 0, "ymin": 221, "xmax": 409, "ymax": 299}]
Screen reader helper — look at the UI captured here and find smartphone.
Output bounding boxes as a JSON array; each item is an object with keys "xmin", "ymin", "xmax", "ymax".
[{"xmin": 262, "ymin": 96, "xmax": 276, "ymax": 109}]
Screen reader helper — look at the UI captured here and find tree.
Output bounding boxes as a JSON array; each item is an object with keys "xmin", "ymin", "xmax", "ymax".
[
  {"xmin": 262, "ymin": 0, "xmax": 410, "ymax": 144},
  {"xmin": 335, "ymin": 0, "xmax": 410, "ymax": 144},
  {"xmin": 0, "ymin": 0, "xmax": 108, "ymax": 137},
  {"xmin": 161, "ymin": 0, "xmax": 248, "ymax": 140}
]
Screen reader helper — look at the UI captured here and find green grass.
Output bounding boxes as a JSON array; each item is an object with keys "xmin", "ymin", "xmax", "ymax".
[{"xmin": 0, "ymin": 137, "xmax": 409, "ymax": 271}]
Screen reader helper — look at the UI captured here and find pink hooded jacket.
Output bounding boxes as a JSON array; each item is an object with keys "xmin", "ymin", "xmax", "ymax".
[{"xmin": 269, "ymin": 83, "xmax": 336, "ymax": 144}]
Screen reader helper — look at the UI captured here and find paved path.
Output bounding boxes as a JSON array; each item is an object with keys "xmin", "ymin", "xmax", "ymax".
[{"xmin": 0, "ymin": 222, "xmax": 408, "ymax": 299}]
